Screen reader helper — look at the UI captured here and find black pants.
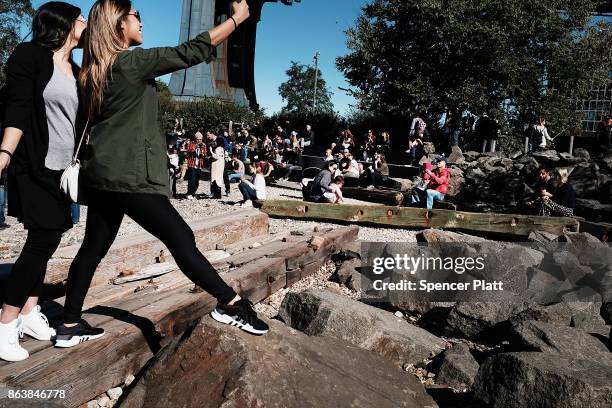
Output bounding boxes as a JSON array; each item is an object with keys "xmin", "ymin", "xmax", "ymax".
[
  {"xmin": 62, "ymin": 191, "xmax": 237, "ymax": 323},
  {"xmin": 3, "ymin": 229, "xmax": 63, "ymax": 308},
  {"xmin": 186, "ymin": 168, "xmax": 201, "ymax": 196}
]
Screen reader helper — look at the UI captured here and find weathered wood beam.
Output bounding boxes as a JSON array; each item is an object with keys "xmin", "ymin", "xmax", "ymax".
[
  {"xmin": 0, "ymin": 210, "xmax": 269, "ymax": 291},
  {"xmin": 259, "ymin": 200, "xmax": 579, "ymax": 238},
  {"xmin": 0, "ymin": 226, "xmax": 359, "ymax": 407},
  {"xmin": 342, "ymin": 187, "xmax": 404, "ymax": 206}
]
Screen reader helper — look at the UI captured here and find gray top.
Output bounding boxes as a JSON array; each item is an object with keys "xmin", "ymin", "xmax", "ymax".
[{"xmin": 43, "ymin": 64, "xmax": 78, "ymax": 170}]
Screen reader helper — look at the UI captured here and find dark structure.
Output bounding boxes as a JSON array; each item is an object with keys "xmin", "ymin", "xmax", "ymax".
[{"xmin": 169, "ymin": 0, "xmax": 301, "ymax": 110}]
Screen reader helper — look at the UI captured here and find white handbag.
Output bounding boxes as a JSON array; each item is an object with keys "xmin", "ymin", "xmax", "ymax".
[{"xmin": 60, "ymin": 120, "xmax": 89, "ymax": 203}]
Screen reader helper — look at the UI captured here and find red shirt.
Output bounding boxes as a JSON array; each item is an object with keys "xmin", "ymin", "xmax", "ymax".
[
  {"xmin": 185, "ymin": 141, "xmax": 207, "ymax": 169},
  {"xmin": 427, "ymin": 168, "xmax": 450, "ymax": 195},
  {"xmin": 255, "ymin": 161, "xmax": 272, "ymax": 175}
]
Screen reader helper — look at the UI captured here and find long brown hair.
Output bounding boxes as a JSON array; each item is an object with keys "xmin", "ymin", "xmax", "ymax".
[{"xmin": 80, "ymin": 0, "xmax": 131, "ymax": 118}]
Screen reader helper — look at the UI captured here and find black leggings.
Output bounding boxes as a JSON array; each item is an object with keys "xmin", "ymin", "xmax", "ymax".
[
  {"xmin": 63, "ymin": 191, "xmax": 237, "ymax": 323},
  {"xmin": 4, "ymin": 229, "xmax": 63, "ymax": 308}
]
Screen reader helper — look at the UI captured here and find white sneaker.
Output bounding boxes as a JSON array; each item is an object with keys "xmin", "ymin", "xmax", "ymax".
[
  {"xmin": 20, "ymin": 305, "xmax": 56, "ymax": 341},
  {"xmin": 240, "ymin": 200, "xmax": 253, "ymax": 208},
  {"xmin": 0, "ymin": 316, "xmax": 29, "ymax": 362}
]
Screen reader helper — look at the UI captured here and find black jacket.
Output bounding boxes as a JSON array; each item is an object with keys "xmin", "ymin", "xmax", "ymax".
[
  {"xmin": 553, "ymin": 183, "xmax": 576, "ymax": 209},
  {"xmin": 2, "ymin": 42, "xmax": 85, "ymax": 183},
  {"xmin": 2, "ymin": 42, "xmax": 84, "ymax": 229}
]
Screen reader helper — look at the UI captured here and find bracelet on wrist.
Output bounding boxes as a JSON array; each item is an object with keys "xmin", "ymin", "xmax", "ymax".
[
  {"xmin": 0, "ymin": 149, "xmax": 13, "ymax": 159},
  {"xmin": 230, "ymin": 16, "xmax": 238, "ymax": 29}
]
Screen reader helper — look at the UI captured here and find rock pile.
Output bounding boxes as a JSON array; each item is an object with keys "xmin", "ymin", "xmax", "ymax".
[{"xmin": 432, "ymin": 148, "xmax": 612, "ymax": 221}]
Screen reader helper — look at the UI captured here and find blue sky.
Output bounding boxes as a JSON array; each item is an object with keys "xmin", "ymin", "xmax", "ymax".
[{"xmin": 30, "ymin": 0, "xmax": 368, "ymax": 115}]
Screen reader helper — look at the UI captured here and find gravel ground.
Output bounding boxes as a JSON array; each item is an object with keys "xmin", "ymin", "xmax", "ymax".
[
  {"xmin": 0, "ymin": 179, "xmax": 418, "ymax": 259},
  {"xmin": 253, "ymin": 260, "xmax": 360, "ymax": 319}
]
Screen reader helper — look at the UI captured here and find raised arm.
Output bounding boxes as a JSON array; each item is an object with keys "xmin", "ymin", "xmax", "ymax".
[{"xmin": 124, "ymin": 1, "xmax": 250, "ymax": 79}]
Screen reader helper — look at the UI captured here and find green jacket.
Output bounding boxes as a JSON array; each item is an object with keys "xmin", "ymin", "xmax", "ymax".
[{"xmin": 82, "ymin": 32, "xmax": 214, "ymax": 196}]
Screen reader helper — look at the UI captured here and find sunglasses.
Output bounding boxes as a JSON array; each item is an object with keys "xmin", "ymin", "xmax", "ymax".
[{"xmin": 126, "ymin": 11, "xmax": 141, "ymax": 22}]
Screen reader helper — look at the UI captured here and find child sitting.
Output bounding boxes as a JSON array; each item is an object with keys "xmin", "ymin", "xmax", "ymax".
[{"xmin": 323, "ymin": 175, "xmax": 345, "ymax": 204}]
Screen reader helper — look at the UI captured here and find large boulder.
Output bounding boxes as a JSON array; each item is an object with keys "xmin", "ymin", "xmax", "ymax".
[
  {"xmin": 441, "ymin": 292, "xmax": 535, "ymax": 339},
  {"xmin": 574, "ymin": 199, "xmax": 612, "ymax": 223},
  {"xmin": 435, "ymin": 343, "xmax": 479, "ymax": 390},
  {"xmin": 446, "ymin": 166, "xmax": 465, "ymax": 197},
  {"xmin": 544, "ymin": 301, "xmax": 603, "ymax": 327},
  {"xmin": 473, "ymin": 352, "xmax": 612, "ymax": 408},
  {"xmin": 570, "ymin": 312, "xmax": 610, "ymax": 337},
  {"xmin": 508, "ymin": 320, "xmax": 611, "ymax": 363},
  {"xmin": 531, "ymin": 150, "xmax": 561, "ymax": 165},
  {"xmin": 121, "ymin": 318, "xmax": 438, "ymax": 408},
  {"xmin": 279, "ymin": 289, "xmax": 446, "ymax": 365},
  {"xmin": 448, "ymin": 146, "xmax": 465, "ymax": 164}
]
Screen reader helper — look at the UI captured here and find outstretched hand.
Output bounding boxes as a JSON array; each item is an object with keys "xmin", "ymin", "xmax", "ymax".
[{"xmin": 232, "ymin": 0, "xmax": 250, "ymax": 25}]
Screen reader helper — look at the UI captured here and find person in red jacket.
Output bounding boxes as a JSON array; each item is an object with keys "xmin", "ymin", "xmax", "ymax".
[{"xmin": 410, "ymin": 157, "xmax": 450, "ymax": 209}]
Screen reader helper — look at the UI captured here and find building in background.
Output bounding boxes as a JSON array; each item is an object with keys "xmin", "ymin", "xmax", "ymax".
[{"xmin": 169, "ymin": 0, "xmax": 301, "ymax": 110}]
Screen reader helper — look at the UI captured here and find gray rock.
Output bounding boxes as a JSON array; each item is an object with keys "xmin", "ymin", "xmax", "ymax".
[
  {"xmin": 531, "ymin": 150, "xmax": 561, "ymax": 164},
  {"xmin": 527, "ymin": 231, "xmax": 560, "ymax": 243},
  {"xmin": 473, "ymin": 352, "xmax": 612, "ymax": 408},
  {"xmin": 448, "ymin": 146, "xmax": 465, "ymax": 164},
  {"xmin": 335, "ymin": 258, "xmax": 371, "ymax": 292},
  {"xmin": 575, "ymin": 199, "xmax": 612, "ymax": 223},
  {"xmin": 570, "ymin": 312, "xmax": 609, "ymax": 337},
  {"xmin": 436, "ymin": 343, "xmax": 479, "ymax": 390},
  {"xmin": 121, "ymin": 318, "xmax": 438, "ymax": 408},
  {"xmin": 544, "ymin": 301, "xmax": 603, "ymax": 327},
  {"xmin": 279, "ymin": 289, "xmax": 446, "ymax": 365},
  {"xmin": 508, "ymin": 320, "xmax": 611, "ymax": 363},
  {"xmin": 574, "ymin": 148, "xmax": 591, "ymax": 161},
  {"xmin": 442, "ymin": 292, "xmax": 534, "ymax": 339}
]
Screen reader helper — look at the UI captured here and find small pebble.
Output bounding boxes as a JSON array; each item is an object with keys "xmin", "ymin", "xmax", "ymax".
[
  {"xmin": 97, "ymin": 394, "xmax": 111, "ymax": 407},
  {"xmin": 124, "ymin": 374, "xmax": 135, "ymax": 387},
  {"xmin": 107, "ymin": 387, "xmax": 123, "ymax": 400}
]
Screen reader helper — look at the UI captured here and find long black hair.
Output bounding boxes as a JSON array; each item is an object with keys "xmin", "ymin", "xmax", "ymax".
[{"xmin": 32, "ymin": 2, "xmax": 81, "ymax": 50}]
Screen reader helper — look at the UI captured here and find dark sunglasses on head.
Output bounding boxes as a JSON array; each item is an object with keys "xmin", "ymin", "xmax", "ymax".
[{"xmin": 126, "ymin": 11, "xmax": 141, "ymax": 22}]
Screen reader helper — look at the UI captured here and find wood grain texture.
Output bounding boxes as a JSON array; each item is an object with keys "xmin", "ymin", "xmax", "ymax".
[{"xmin": 259, "ymin": 200, "xmax": 579, "ymax": 238}]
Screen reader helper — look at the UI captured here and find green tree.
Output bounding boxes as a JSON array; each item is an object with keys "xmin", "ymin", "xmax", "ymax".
[
  {"xmin": 156, "ymin": 80, "xmax": 176, "ymax": 116},
  {"xmin": 278, "ymin": 61, "xmax": 334, "ymax": 114},
  {"xmin": 0, "ymin": 0, "xmax": 35, "ymax": 86},
  {"xmin": 337, "ymin": 0, "xmax": 611, "ymax": 137}
]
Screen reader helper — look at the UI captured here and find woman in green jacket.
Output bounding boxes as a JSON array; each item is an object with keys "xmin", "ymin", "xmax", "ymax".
[{"xmin": 56, "ymin": 0, "xmax": 268, "ymax": 348}]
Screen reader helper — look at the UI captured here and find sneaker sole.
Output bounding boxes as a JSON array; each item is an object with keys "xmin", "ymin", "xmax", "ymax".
[
  {"xmin": 0, "ymin": 351, "xmax": 29, "ymax": 362},
  {"xmin": 55, "ymin": 332, "xmax": 105, "ymax": 348},
  {"xmin": 210, "ymin": 309, "xmax": 268, "ymax": 336},
  {"xmin": 22, "ymin": 328, "xmax": 56, "ymax": 342}
]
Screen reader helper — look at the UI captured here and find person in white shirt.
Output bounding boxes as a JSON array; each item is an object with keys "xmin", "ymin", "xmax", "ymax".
[
  {"xmin": 236, "ymin": 164, "xmax": 266, "ymax": 208},
  {"xmin": 530, "ymin": 116, "xmax": 554, "ymax": 151}
]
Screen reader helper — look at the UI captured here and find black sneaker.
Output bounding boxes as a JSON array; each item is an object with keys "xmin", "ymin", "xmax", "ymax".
[
  {"xmin": 55, "ymin": 319, "xmax": 105, "ymax": 348},
  {"xmin": 210, "ymin": 299, "xmax": 269, "ymax": 335}
]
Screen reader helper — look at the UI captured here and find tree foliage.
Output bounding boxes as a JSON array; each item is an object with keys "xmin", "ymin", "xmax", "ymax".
[
  {"xmin": 0, "ymin": 0, "xmax": 34, "ymax": 86},
  {"xmin": 337, "ymin": 0, "xmax": 612, "ymax": 135},
  {"xmin": 158, "ymin": 95, "xmax": 264, "ymax": 135},
  {"xmin": 278, "ymin": 61, "xmax": 334, "ymax": 114}
]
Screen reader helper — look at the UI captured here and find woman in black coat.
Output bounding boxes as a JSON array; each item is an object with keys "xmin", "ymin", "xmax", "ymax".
[{"xmin": 0, "ymin": 2, "xmax": 86, "ymax": 362}]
